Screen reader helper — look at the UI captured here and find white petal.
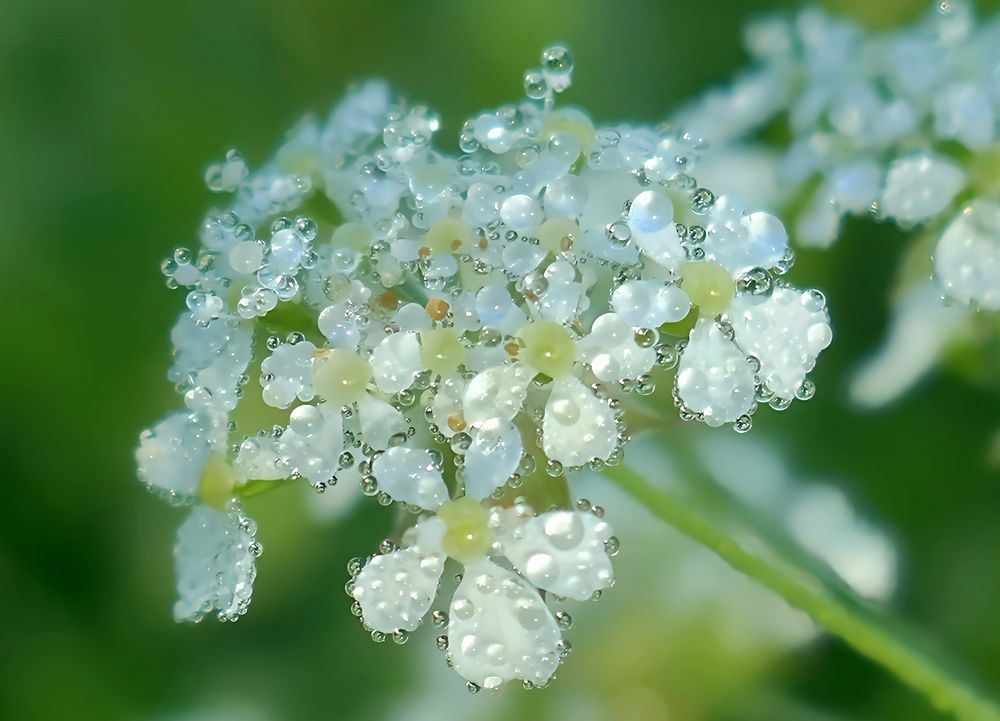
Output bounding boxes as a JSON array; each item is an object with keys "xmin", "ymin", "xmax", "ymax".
[
  {"xmin": 173, "ymin": 504, "xmax": 257, "ymax": 622},
  {"xmin": 352, "ymin": 519, "xmax": 446, "ymax": 633},
  {"xmin": 632, "ymin": 224, "xmax": 684, "ymax": 271},
  {"xmin": 371, "ymin": 332, "xmax": 421, "ymax": 393},
  {"xmin": 611, "ymin": 280, "xmax": 690, "ymax": 328},
  {"xmin": 276, "ymin": 403, "xmax": 344, "ymax": 484},
  {"xmin": 934, "ymin": 83, "xmax": 995, "ymax": 148},
  {"xmin": 357, "ymin": 393, "xmax": 408, "ymax": 450},
  {"xmin": 233, "ymin": 435, "xmax": 285, "ymax": 482},
  {"xmin": 796, "ymin": 190, "xmax": 843, "ymax": 249},
  {"xmin": 462, "ymin": 363, "xmax": 533, "ymax": 428},
  {"xmin": 828, "ymin": 160, "xmax": 881, "ymax": 213},
  {"xmin": 136, "ymin": 409, "xmax": 228, "ymax": 498},
  {"xmin": 430, "ymin": 376, "xmax": 465, "ymax": 438},
  {"xmin": 850, "ymin": 283, "xmax": 969, "ymax": 408},
  {"xmin": 535, "ymin": 278, "xmax": 588, "ymax": 324},
  {"xmin": 394, "ymin": 302, "xmax": 433, "ymax": 331},
  {"xmin": 578, "ymin": 313, "xmax": 656, "ymax": 382},
  {"xmin": 703, "ymin": 196, "xmax": 788, "ymax": 275},
  {"xmin": 577, "ymin": 169, "xmax": 642, "ymax": 264},
  {"xmin": 260, "ymin": 340, "xmax": 318, "ymax": 408},
  {"xmin": 542, "ymin": 376, "xmax": 617, "ymax": 467},
  {"xmin": 497, "ymin": 509, "xmax": 615, "ymax": 601},
  {"xmin": 476, "ymin": 285, "xmax": 527, "ymax": 334},
  {"xmin": 448, "ymin": 558, "xmax": 561, "ymax": 689},
  {"xmin": 730, "ymin": 287, "xmax": 832, "ymax": 400},
  {"xmin": 169, "ymin": 315, "xmax": 253, "ymax": 412},
  {"xmin": 372, "ymin": 447, "xmax": 449, "ymax": 509},
  {"xmin": 676, "ymin": 317, "xmax": 756, "ymax": 426},
  {"xmin": 318, "ymin": 302, "xmax": 362, "ymax": 349},
  {"xmin": 934, "ymin": 200, "xmax": 1000, "ymax": 309},
  {"xmin": 880, "ymin": 152, "xmax": 965, "ymax": 225},
  {"xmin": 502, "ymin": 239, "xmax": 547, "ymax": 276},
  {"xmin": 462, "ymin": 343, "xmax": 509, "ymax": 373},
  {"xmin": 464, "ymin": 420, "xmax": 523, "ymax": 500},
  {"xmin": 740, "ymin": 211, "xmax": 789, "ymax": 270}
]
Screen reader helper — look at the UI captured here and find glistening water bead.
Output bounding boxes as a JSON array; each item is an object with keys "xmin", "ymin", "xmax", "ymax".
[{"xmin": 135, "ymin": 40, "xmax": 832, "ymax": 690}]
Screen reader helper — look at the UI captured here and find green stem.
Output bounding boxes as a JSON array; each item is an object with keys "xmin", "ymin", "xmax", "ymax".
[{"xmin": 603, "ymin": 463, "xmax": 1000, "ymax": 721}]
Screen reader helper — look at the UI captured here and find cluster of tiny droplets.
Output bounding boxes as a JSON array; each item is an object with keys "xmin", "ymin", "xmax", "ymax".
[
  {"xmin": 673, "ymin": 0, "xmax": 1000, "ymax": 311},
  {"xmin": 136, "ymin": 44, "xmax": 831, "ymax": 687}
]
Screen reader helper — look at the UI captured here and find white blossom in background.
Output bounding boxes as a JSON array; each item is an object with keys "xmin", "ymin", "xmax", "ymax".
[
  {"xmin": 136, "ymin": 43, "xmax": 831, "ymax": 682},
  {"xmin": 672, "ymin": 0, "xmax": 1000, "ymax": 404}
]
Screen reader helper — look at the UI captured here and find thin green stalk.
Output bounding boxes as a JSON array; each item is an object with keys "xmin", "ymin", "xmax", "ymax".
[{"xmin": 603, "ymin": 463, "xmax": 1000, "ymax": 721}]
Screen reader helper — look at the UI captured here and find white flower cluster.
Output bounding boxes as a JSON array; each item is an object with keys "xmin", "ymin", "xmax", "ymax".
[
  {"xmin": 675, "ymin": 0, "xmax": 1000, "ymax": 310},
  {"xmin": 136, "ymin": 45, "xmax": 831, "ymax": 689}
]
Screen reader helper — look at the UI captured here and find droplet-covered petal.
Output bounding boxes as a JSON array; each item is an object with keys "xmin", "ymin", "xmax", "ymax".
[
  {"xmin": 136, "ymin": 410, "xmax": 228, "ymax": 499},
  {"xmin": 371, "ymin": 332, "xmax": 422, "ymax": 393},
  {"xmin": 174, "ymin": 504, "xmax": 258, "ymax": 622},
  {"xmin": 357, "ymin": 393, "xmax": 408, "ymax": 451},
  {"xmin": 497, "ymin": 509, "xmax": 615, "ymax": 601},
  {"xmin": 542, "ymin": 376, "xmax": 617, "ymax": 467},
  {"xmin": 464, "ymin": 420, "xmax": 523, "ymax": 500},
  {"xmin": 676, "ymin": 317, "xmax": 756, "ymax": 426},
  {"xmin": 352, "ymin": 522, "xmax": 445, "ymax": 634},
  {"xmin": 578, "ymin": 313, "xmax": 655, "ymax": 382},
  {"xmin": 276, "ymin": 403, "xmax": 344, "ymax": 483},
  {"xmin": 260, "ymin": 340, "xmax": 318, "ymax": 408},
  {"xmin": 880, "ymin": 152, "xmax": 965, "ymax": 225},
  {"xmin": 169, "ymin": 315, "xmax": 253, "ymax": 412},
  {"xmin": 462, "ymin": 364, "xmax": 533, "ymax": 428},
  {"xmin": 611, "ymin": 280, "xmax": 690, "ymax": 328},
  {"xmin": 372, "ymin": 446, "xmax": 449, "ymax": 509},
  {"xmin": 447, "ymin": 558, "xmax": 561, "ymax": 690},
  {"xmin": 934, "ymin": 200, "xmax": 1000, "ymax": 309},
  {"xmin": 729, "ymin": 287, "xmax": 832, "ymax": 400}
]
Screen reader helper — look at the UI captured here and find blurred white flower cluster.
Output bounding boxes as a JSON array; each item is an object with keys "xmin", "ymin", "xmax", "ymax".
[
  {"xmin": 675, "ymin": 0, "xmax": 1000, "ymax": 405},
  {"xmin": 136, "ymin": 45, "xmax": 832, "ymax": 689}
]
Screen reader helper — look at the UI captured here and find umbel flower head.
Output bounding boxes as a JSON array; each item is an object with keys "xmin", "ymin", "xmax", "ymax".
[{"xmin": 136, "ymin": 44, "xmax": 832, "ymax": 685}]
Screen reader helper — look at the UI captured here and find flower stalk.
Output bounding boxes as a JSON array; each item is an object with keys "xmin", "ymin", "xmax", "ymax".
[{"xmin": 604, "ymin": 462, "xmax": 1000, "ymax": 721}]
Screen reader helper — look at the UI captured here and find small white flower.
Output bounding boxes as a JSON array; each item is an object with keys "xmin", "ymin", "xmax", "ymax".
[
  {"xmin": 137, "ymin": 411, "xmax": 264, "ymax": 622},
  {"xmin": 350, "ymin": 460, "xmax": 616, "ymax": 689}
]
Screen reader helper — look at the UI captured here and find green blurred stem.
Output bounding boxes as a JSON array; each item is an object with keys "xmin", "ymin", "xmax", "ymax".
[
  {"xmin": 603, "ymin": 463, "xmax": 1000, "ymax": 721},
  {"xmin": 236, "ymin": 476, "xmax": 295, "ymax": 499}
]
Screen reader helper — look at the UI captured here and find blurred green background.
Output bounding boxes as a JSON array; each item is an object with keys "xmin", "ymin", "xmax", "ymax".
[{"xmin": 2, "ymin": 0, "xmax": 999, "ymax": 719}]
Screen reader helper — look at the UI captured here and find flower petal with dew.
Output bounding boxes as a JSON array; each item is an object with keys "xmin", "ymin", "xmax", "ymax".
[
  {"xmin": 447, "ymin": 558, "xmax": 562, "ymax": 690},
  {"xmin": 351, "ymin": 517, "xmax": 446, "ymax": 633},
  {"xmin": 934, "ymin": 200, "xmax": 1000, "ymax": 310},
  {"xmin": 675, "ymin": 318, "xmax": 758, "ymax": 427},
  {"xmin": 542, "ymin": 376, "xmax": 618, "ymax": 468},
  {"xmin": 174, "ymin": 503, "xmax": 259, "ymax": 623},
  {"xmin": 495, "ymin": 508, "xmax": 615, "ymax": 601},
  {"xmin": 728, "ymin": 287, "xmax": 832, "ymax": 401},
  {"xmin": 463, "ymin": 419, "xmax": 524, "ymax": 501}
]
